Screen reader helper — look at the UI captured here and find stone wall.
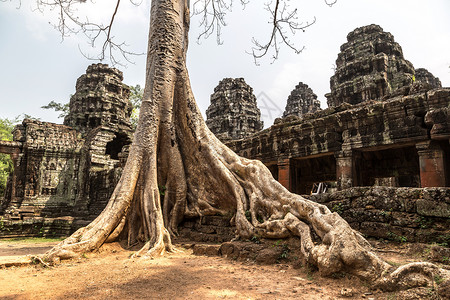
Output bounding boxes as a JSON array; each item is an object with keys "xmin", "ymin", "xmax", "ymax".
[
  {"xmin": 175, "ymin": 187, "xmax": 450, "ymax": 245},
  {"xmin": 1, "ymin": 120, "xmax": 83, "ymax": 219},
  {"xmin": 308, "ymin": 187, "xmax": 450, "ymax": 244},
  {"xmin": 0, "ymin": 217, "xmax": 87, "ymax": 238},
  {"xmin": 177, "ymin": 216, "xmax": 235, "ymax": 243}
]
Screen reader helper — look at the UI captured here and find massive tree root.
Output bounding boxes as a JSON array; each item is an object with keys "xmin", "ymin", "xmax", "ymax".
[{"xmin": 44, "ymin": 0, "xmax": 449, "ymax": 292}]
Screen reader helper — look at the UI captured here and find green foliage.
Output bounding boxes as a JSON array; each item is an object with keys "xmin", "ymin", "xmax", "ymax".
[
  {"xmin": 271, "ymin": 240, "xmax": 290, "ymax": 261},
  {"xmin": 250, "ymin": 235, "xmax": 261, "ymax": 244},
  {"xmin": 415, "ymin": 216, "xmax": 433, "ymax": 229},
  {"xmin": 41, "ymin": 100, "xmax": 70, "ymax": 118},
  {"xmin": 0, "ymin": 118, "xmax": 16, "ymax": 198},
  {"xmin": 438, "ymin": 234, "xmax": 450, "ymax": 246},
  {"xmin": 245, "ymin": 210, "xmax": 251, "ymax": 221},
  {"xmin": 0, "ymin": 118, "xmax": 15, "ymax": 140},
  {"xmin": 256, "ymin": 214, "xmax": 264, "ymax": 223},
  {"xmin": 386, "ymin": 260, "xmax": 401, "ymax": 267},
  {"xmin": 129, "ymin": 84, "xmax": 143, "ymax": 129},
  {"xmin": 386, "ymin": 293, "xmax": 398, "ymax": 300},
  {"xmin": 331, "ymin": 202, "xmax": 344, "ymax": 214},
  {"xmin": 305, "ymin": 263, "xmax": 316, "ymax": 281},
  {"xmin": 20, "ymin": 114, "xmax": 40, "ymax": 121},
  {"xmin": 330, "ymin": 272, "xmax": 346, "ymax": 279},
  {"xmin": 387, "ymin": 231, "xmax": 407, "ymax": 243},
  {"xmin": 273, "ymin": 240, "xmax": 282, "ymax": 247},
  {"xmin": 0, "ymin": 237, "xmax": 65, "ymax": 243},
  {"xmin": 158, "ymin": 185, "xmax": 166, "ymax": 196},
  {"xmin": 0, "ymin": 155, "xmax": 13, "ymax": 197},
  {"xmin": 434, "ymin": 275, "xmax": 444, "ymax": 285},
  {"xmin": 279, "ymin": 244, "xmax": 290, "ymax": 259}
]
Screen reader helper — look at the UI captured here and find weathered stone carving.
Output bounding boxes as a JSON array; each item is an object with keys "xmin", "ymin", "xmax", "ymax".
[
  {"xmin": 414, "ymin": 68, "xmax": 442, "ymax": 88},
  {"xmin": 326, "ymin": 24, "xmax": 415, "ymax": 107},
  {"xmin": 1, "ymin": 120, "xmax": 83, "ymax": 219},
  {"xmin": 206, "ymin": 78, "xmax": 263, "ymax": 142},
  {"xmin": 64, "ymin": 63, "xmax": 133, "ymax": 136},
  {"xmin": 283, "ymin": 82, "xmax": 321, "ymax": 118},
  {"xmin": 0, "ymin": 64, "xmax": 133, "ymax": 225}
]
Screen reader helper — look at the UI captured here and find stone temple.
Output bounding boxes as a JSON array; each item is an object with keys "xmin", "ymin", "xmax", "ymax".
[
  {"xmin": 0, "ymin": 25, "xmax": 449, "ymax": 243},
  {"xmin": 206, "ymin": 78, "xmax": 263, "ymax": 141},
  {"xmin": 326, "ymin": 24, "xmax": 416, "ymax": 107},
  {"xmin": 228, "ymin": 24, "xmax": 449, "ymax": 193},
  {"xmin": 0, "ymin": 64, "xmax": 133, "ymax": 234},
  {"xmin": 414, "ymin": 68, "xmax": 442, "ymax": 89},
  {"xmin": 224, "ymin": 25, "xmax": 449, "ymax": 243},
  {"xmin": 283, "ymin": 82, "xmax": 321, "ymax": 118}
]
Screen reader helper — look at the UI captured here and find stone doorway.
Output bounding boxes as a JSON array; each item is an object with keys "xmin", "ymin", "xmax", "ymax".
[
  {"xmin": 290, "ymin": 155, "xmax": 336, "ymax": 195},
  {"xmin": 354, "ymin": 146, "xmax": 420, "ymax": 187}
]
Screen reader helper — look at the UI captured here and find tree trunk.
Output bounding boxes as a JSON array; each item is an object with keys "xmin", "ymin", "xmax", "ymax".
[{"xmin": 44, "ymin": 0, "xmax": 449, "ymax": 291}]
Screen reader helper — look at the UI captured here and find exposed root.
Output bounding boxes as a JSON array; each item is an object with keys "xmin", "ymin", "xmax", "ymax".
[
  {"xmin": 375, "ymin": 263, "xmax": 450, "ymax": 291},
  {"xmin": 132, "ymin": 226, "xmax": 175, "ymax": 259},
  {"xmin": 30, "ymin": 255, "xmax": 50, "ymax": 268}
]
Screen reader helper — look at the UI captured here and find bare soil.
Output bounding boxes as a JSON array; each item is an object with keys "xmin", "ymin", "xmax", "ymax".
[{"xmin": 0, "ymin": 239, "xmax": 446, "ymax": 299}]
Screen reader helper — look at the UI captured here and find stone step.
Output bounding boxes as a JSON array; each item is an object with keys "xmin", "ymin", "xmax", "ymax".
[{"xmin": 0, "ymin": 256, "xmax": 32, "ymax": 268}]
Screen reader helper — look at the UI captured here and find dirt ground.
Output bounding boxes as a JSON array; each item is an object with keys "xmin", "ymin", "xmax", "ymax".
[{"xmin": 0, "ymin": 239, "xmax": 446, "ymax": 300}]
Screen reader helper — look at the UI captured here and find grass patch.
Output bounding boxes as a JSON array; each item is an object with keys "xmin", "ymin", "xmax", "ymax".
[
  {"xmin": 0, "ymin": 237, "xmax": 65, "ymax": 243},
  {"xmin": 386, "ymin": 260, "xmax": 402, "ymax": 267},
  {"xmin": 434, "ymin": 275, "xmax": 444, "ymax": 285}
]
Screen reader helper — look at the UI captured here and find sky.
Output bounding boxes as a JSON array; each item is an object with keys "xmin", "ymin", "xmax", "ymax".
[{"xmin": 1, "ymin": 0, "xmax": 449, "ymax": 127}]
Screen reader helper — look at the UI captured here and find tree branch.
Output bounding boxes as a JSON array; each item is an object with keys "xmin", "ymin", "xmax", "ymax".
[
  {"xmin": 249, "ymin": 0, "xmax": 316, "ymax": 64},
  {"xmin": 193, "ymin": 0, "xmax": 337, "ymax": 64},
  {"xmin": 192, "ymin": 0, "xmax": 248, "ymax": 45},
  {"xmin": 32, "ymin": 0, "xmax": 143, "ymax": 66}
]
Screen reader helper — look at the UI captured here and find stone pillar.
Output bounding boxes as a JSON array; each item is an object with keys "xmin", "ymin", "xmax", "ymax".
[
  {"xmin": 335, "ymin": 151, "xmax": 353, "ymax": 190},
  {"xmin": 416, "ymin": 141, "xmax": 446, "ymax": 187},
  {"xmin": 9, "ymin": 151, "xmax": 20, "ymax": 201},
  {"xmin": 277, "ymin": 159, "xmax": 291, "ymax": 191}
]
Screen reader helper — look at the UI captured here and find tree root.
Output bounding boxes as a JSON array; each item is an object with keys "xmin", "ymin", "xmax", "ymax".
[{"xmin": 30, "ymin": 255, "xmax": 50, "ymax": 268}]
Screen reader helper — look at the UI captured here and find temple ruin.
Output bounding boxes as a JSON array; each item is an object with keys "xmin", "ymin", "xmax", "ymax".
[
  {"xmin": 0, "ymin": 25, "xmax": 448, "ymax": 243},
  {"xmin": 220, "ymin": 24, "xmax": 450, "ymax": 243},
  {"xmin": 0, "ymin": 64, "xmax": 132, "ymax": 235},
  {"xmin": 225, "ymin": 24, "xmax": 449, "ymax": 192},
  {"xmin": 326, "ymin": 24, "xmax": 416, "ymax": 107},
  {"xmin": 206, "ymin": 78, "xmax": 263, "ymax": 142},
  {"xmin": 283, "ymin": 82, "xmax": 321, "ymax": 118}
]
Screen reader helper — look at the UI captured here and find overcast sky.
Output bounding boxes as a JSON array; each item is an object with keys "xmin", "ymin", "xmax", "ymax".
[{"xmin": 1, "ymin": 0, "xmax": 449, "ymax": 127}]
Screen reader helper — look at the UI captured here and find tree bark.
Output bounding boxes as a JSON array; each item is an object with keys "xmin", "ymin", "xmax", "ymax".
[{"xmin": 44, "ymin": 0, "xmax": 449, "ymax": 291}]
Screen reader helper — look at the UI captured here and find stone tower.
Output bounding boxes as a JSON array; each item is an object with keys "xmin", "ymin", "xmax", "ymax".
[
  {"xmin": 414, "ymin": 68, "xmax": 442, "ymax": 88},
  {"xmin": 326, "ymin": 24, "xmax": 415, "ymax": 107},
  {"xmin": 283, "ymin": 82, "xmax": 321, "ymax": 118},
  {"xmin": 206, "ymin": 78, "xmax": 263, "ymax": 142},
  {"xmin": 64, "ymin": 63, "xmax": 133, "ymax": 136}
]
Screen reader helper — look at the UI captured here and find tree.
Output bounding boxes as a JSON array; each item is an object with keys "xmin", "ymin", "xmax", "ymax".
[
  {"xmin": 0, "ymin": 118, "xmax": 16, "ymax": 198},
  {"xmin": 129, "ymin": 84, "xmax": 144, "ymax": 129},
  {"xmin": 33, "ymin": 0, "xmax": 448, "ymax": 292},
  {"xmin": 41, "ymin": 101, "xmax": 70, "ymax": 119}
]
